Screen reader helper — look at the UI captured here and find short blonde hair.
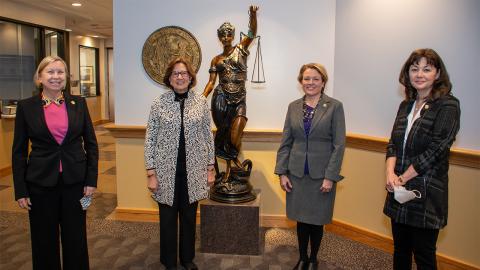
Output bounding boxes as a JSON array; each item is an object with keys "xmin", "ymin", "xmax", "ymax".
[
  {"xmin": 34, "ymin": 56, "xmax": 69, "ymax": 89},
  {"xmin": 297, "ymin": 63, "xmax": 328, "ymax": 92}
]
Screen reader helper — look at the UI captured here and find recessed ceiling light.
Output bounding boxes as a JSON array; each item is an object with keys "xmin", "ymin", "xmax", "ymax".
[
  {"xmin": 72, "ymin": 3, "xmax": 82, "ymax": 7},
  {"xmin": 92, "ymin": 35, "xmax": 99, "ymax": 38}
]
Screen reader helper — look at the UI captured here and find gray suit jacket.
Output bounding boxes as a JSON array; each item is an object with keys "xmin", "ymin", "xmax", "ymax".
[{"xmin": 275, "ymin": 94, "xmax": 346, "ymax": 181}]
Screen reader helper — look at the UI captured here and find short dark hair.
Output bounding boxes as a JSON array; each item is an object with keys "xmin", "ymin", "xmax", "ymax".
[
  {"xmin": 297, "ymin": 63, "xmax": 328, "ymax": 93},
  {"xmin": 399, "ymin": 48, "xmax": 452, "ymax": 101},
  {"xmin": 163, "ymin": 57, "xmax": 197, "ymax": 90}
]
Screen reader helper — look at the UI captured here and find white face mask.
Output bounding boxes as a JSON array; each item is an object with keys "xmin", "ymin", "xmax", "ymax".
[{"xmin": 393, "ymin": 185, "xmax": 422, "ymax": 204}]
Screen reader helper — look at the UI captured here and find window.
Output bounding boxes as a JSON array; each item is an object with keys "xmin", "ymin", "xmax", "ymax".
[
  {"xmin": 0, "ymin": 20, "xmax": 40, "ymax": 101},
  {"xmin": 0, "ymin": 19, "xmax": 67, "ymax": 117},
  {"xmin": 79, "ymin": 45, "xmax": 99, "ymax": 97}
]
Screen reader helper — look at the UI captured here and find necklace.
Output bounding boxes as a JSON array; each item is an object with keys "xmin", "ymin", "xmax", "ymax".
[
  {"xmin": 413, "ymin": 99, "xmax": 425, "ymax": 116},
  {"xmin": 303, "ymin": 93, "xmax": 323, "ymax": 120}
]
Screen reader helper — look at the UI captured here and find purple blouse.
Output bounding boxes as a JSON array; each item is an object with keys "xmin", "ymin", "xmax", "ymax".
[{"xmin": 303, "ymin": 104, "xmax": 315, "ymax": 174}]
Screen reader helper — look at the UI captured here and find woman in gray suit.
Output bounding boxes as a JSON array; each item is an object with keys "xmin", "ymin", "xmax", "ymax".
[{"xmin": 275, "ymin": 63, "xmax": 346, "ymax": 270}]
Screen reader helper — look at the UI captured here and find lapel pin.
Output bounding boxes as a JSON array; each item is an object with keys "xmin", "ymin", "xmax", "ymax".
[
  {"xmin": 323, "ymin": 103, "xmax": 327, "ymax": 107},
  {"xmin": 71, "ymin": 100, "xmax": 75, "ymax": 105},
  {"xmin": 424, "ymin": 104, "xmax": 429, "ymax": 110}
]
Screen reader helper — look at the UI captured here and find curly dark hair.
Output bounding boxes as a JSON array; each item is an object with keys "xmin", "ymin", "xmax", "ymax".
[
  {"xmin": 163, "ymin": 57, "xmax": 197, "ymax": 90},
  {"xmin": 399, "ymin": 48, "xmax": 452, "ymax": 101}
]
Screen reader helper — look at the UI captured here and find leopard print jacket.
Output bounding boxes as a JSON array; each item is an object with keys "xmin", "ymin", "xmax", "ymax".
[{"xmin": 144, "ymin": 90, "xmax": 215, "ymax": 206}]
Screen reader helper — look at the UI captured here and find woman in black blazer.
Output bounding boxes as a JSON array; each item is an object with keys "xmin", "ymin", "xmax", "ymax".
[
  {"xmin": 384, "ymin": 49, "xmax": 460, "ymax": 270},
  {"xmin": 12, "ymin": 56, "xmax": 98, "ymax": 270}
]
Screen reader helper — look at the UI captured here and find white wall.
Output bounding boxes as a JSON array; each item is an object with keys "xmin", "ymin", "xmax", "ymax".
[
  {"xmin": 115, "ymin": 0, "xmax": 478, "ymax": 151},
  {"xmin": 334, "ymin": 0, "xmax": 480, "ymax": 150},
  {"xmin": 114, "ymin": 0, "xmax": 337, "ymax": 129}
]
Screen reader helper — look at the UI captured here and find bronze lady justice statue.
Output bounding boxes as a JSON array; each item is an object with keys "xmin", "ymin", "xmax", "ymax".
[{"xmin": 203, "ymin": 6, "xmax": 258, "ymax": 203}]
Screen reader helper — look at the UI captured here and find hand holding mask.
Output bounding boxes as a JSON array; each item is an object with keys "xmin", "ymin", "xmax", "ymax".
[
  {"xmin": 79, "ymin": 195, "xmax": 93, "ymax": 210},
  {"xmin": 393, "ymin": 185, "xmax": 422, "ymax": 204}
]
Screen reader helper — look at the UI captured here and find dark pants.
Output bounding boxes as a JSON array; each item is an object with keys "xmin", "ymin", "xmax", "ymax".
[
  {"xmin": 27, "ymin": 175, "xmax": 89, "ymax": 270},
  {"xmin": 159, "ymin": 155, "xmax": 198, "ymax": 268},
  {"xmin": 391, "ymin": 220, "xmax": 439, "ymax": 270},
  {"xmin": 158, "ymin": 200, "xmax": 198, "ymax": 268},
  {"xmin": 297, "ymin": 222, "xmax": 324, "ymax": 262}
]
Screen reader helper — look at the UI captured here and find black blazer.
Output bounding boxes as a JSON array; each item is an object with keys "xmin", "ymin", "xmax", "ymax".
[
  {"xmin": 383, "ymin": 94, "xmax": 460, "ymax": 229},
  {"xmin": 12, "ymin": 93, "xmax": 98, "ymax": 200}
]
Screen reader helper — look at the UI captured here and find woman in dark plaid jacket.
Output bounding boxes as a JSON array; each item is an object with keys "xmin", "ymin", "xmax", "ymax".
[{"xmin": 383, "ymin": 48, "xmax": 460, "ymax": 270}]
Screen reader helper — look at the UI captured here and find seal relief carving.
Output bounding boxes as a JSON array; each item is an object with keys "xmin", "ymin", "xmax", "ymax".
[{"xmin": 142, "ymin": 26, "xmax": 202, "ymax": 85}]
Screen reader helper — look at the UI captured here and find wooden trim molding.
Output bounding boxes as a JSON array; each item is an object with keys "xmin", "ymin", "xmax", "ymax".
[
  {"xmin": 93, "ymin": 119, "xmax": 111, "ymax": 126},
  {"xmin": 104, "ymin": 124, "xmax": 146, "ymax": 138},
  {"xmin": 108, "ymin": 208, "xmax": 478, "ymax": 270},
  {"xmin": 345, "ymin": 133, "xmax": 388, "ymax": 152},
  {"xmin": 0, "ymin": 165, "xmax": 12, "ymax": 178},
  {"xmin": 104, "ymin": 124, "xmax": 479, "ymax": 169},
  {"xmin": 345, "ymin": 133, "xmax": 480, "ymax": 169},
  {"xmin": 449, "ymin": 148, "xmax": 480, "ymax": 169}
]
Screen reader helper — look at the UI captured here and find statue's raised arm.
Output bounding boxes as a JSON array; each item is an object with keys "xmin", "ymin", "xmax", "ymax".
[
  {"xmin": 203, "ymin": 5, "xmax": 259, "ymax": 98},
  {"xmin": 240, "ymin": 5, "xmax": 258, "ymax": 48}
]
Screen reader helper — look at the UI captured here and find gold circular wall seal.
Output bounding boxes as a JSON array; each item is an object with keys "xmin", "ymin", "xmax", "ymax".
[{"xmin": 142, "ymin": 26, "xmax": 202, "ymax": 85}]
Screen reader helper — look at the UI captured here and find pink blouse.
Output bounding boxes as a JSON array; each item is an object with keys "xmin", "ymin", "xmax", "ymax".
[{"xmin": 44, "ymin": 102, "xmax": 68, "ymax": 171}]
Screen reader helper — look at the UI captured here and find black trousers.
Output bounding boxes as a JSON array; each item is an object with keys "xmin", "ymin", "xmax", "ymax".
[
  {"xmin": 27, "ymin": 175, "xmax": 89, "ymax": 270},
  {"xmin": 158, "ymin": 200, "xmax": 198, "ymax": 268},
  {"xmin": 158, "ymin": 160, "xmax": 198, "ymax": 268},
  {"xmin": 391, "ymin": 220, "xmax": 439, "ymax": 270}
]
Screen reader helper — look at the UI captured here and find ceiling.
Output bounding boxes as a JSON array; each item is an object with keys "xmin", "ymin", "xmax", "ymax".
[{"xmin": 9, "ymin": 0, "xmax": 113, "ymax": 38}]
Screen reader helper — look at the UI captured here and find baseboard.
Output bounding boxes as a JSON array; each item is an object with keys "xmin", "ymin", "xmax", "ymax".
[
  {"xmin": 325, "ymin": 220, "xmax": 393, "ymax": 253},
  {"xmin": 325, "ymin": 219, "xmax": 479, "ymax": 270},
  {"xmin": 261, "ymin": 214, "xmax": 296, "ymax": 228},
  {"xmin": 0, "ymin": 165, "xmax": 12, "ymax": 177}
]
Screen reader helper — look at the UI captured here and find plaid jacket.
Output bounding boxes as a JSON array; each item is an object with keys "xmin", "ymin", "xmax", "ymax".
[{"xmin": 383, "ymin": 94, "xmax": 460, "ymax": 229}]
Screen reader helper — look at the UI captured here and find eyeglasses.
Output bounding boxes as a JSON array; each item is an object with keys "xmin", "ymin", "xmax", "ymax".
[{"xmin": 171, "ymin": 71, "xmax": 190, "ymax": 78}]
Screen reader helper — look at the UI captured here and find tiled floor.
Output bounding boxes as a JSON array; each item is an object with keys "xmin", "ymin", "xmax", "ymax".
[{"xmin": 0, "ymin": 124, "xmax": 394, "ymax": 269}]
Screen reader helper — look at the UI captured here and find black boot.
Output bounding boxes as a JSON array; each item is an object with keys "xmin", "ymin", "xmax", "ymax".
[
  {"xmin": 181, "ymin": 262, "xmax": 198, "ymax": 270},
  {"xmin": 293, "ymin": 259, "xmax": 309, "ymax": 270}
]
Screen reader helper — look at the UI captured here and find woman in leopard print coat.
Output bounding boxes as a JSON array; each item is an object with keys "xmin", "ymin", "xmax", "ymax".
[{"xmin": 144, "ymin": 58, "xmax": 215, "ymax": 270}]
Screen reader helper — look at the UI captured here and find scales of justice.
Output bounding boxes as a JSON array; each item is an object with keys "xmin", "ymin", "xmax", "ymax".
[{"xmin": 203, "ymin": 5, "xmax": 265, "ymax": 203}]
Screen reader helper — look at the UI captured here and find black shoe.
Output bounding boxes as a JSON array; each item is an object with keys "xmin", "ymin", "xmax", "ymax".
[
  {"xmin": 307, "ymin": 261, "xmax": 318, "ymax": 270},
  {"xmin": 293, "ymin": 259, "xmax": 309, "ymax": 270},
  {"xmin": 181, "ymin": 262, "xmax": 199, "ymax": 270}
]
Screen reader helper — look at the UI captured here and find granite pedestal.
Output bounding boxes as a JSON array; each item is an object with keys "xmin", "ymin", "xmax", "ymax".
[{"xmin": 200, "ymin": 190, "xmax": 260, "ymax": 255}]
